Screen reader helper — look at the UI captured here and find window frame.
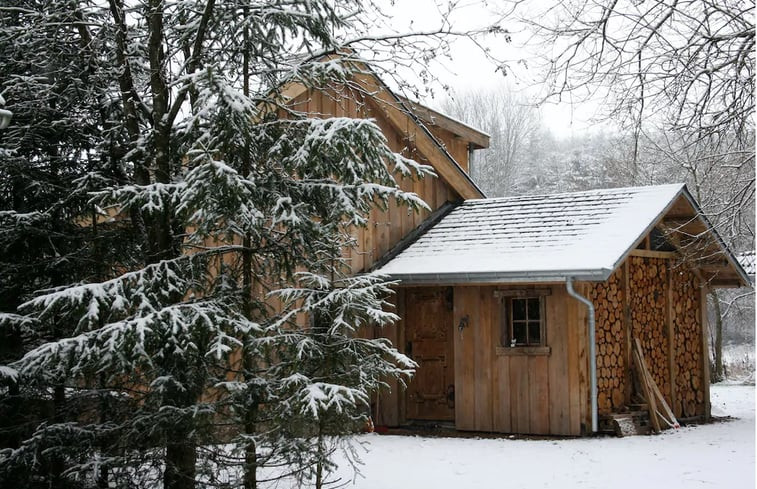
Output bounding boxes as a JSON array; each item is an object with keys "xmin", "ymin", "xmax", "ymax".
[
  {"xmin": 504, "ymin": 296, "xmax": 545, "ymax": 347},
  {"xmin": 494, "ymin": 289, "xmax": 551, "ymax": 356}
]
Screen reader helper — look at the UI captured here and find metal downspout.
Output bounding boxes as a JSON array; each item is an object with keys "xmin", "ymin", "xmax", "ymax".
[{"xmin": 566, "ymin": 277, "xmax": 598, "ymax": 434}]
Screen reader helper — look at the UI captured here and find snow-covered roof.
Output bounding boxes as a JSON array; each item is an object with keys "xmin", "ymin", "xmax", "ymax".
[
  {"xmin": 378, "ymin": 183, "xmax": 746, "ymax": 284},
  {"xmin": 737, "ymin": 251, "xmax": 755, "ymax": 278}
]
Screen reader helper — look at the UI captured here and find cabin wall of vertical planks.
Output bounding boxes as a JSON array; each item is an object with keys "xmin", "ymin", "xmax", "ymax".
[
  {"xmin": 448, "ymin": 284, "xmax": 590, "ymax": 436},
  {"xmin": 379, "ymin": 284, "xmax": 591, "ymax": 436}
]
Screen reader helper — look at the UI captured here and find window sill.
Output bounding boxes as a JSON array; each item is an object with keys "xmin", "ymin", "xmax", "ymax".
[{"xmin": 495, "ymin": 346, "xmax": 551, "ymax": 356}]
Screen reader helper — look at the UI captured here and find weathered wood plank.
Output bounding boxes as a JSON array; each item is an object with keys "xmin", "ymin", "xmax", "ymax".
[
  {"xmin": 436, "ymin": 176, "xmax": 450, "ymax": 207},
  {"xmin": 493, "ymin": 356, "xmax": 511, "ymax": 433},
  {"xmin": 454, "ymin": 287, "xmax": 476, "ymax": 430},
  {"xmin": 509, "ymin": 357, "xmax": 530, "ymax": 434},
  {"xmin": 633, "ymin": 345, "xmax": 661, "ymax": 433},
  {"xmin": 565, "ymin": 285, "xmax": 581, "ymax": 435},
  {"xmin": 530, "ymin": 355, "xmax": 550, "ymax": 434},
  {"xmin": 397, "ymin": 287, "xmax": 407, "ymax": 425},
  {"xmin": 567, "ymin": 283, "xmax": 590, "ymax": 435},
  {"xmin": 363, "ymin": 207, "xmax": 375, "ymax": 270},
  {"xmin": 548, "ymin": 287, "xmax": 571, "ymax": 435},
  {"xmin": 579, "ymin": 283, "xmax": 591, "ymax": 434},
  {"xmin": 634, "ymin": 338, "xmax": 679, "ymax": 429},
  {"xmin": 422, "ymin": 166, "xmax": 434, "ymax": 222},
  {"xmin": 380, "ymin": 292, "xmax": 399, "ymax": 427},
  {"xmin": 491, "ymin": 292, "xmax": 511, "ymax": 433},
  {"xmin": 474, "ymin": 286, "xmax": 493, "ymax": 431}
]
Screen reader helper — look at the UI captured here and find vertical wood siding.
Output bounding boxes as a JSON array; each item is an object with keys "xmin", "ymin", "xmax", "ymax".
[{"xmin": 453, "ymin": 285, "xmax": 585, "ymax": 436}]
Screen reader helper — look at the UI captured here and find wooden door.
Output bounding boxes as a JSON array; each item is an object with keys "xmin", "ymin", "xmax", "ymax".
[{"xmin": 405, "ymin": 287, "xmax": 455, "ymax": 421}]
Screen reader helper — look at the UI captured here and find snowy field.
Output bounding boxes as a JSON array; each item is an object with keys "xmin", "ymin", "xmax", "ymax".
[{"xmin": 306, "ymin": 384, "xmax": 754, "ymax": 489}]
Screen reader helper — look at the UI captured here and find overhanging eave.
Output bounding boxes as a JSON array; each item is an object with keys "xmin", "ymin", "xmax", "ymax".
[{"xmin": 384, "ymin": 268, "xmax": 614, "ymax": 286}]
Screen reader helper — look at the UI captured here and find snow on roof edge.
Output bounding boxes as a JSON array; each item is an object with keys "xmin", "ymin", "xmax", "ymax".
[
  {"xmin": 405, "ymin": 97, "xmax": 492, "ymax": 139},
  {"xmin": 605, "ymin": 183, "xmax": 686, "ymax": 274},
  {"xmin": 462, "ymin": 182, "xmax": 686, "ymax": 205}
]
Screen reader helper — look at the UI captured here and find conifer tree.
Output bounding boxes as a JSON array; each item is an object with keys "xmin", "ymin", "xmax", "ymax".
[{"xmin": 0, "ymin": 1, "xmax": 502, "ymax": 488}]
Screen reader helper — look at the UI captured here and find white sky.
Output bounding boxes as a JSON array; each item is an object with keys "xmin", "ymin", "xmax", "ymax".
[{"xmin": 374, "ymin": 0, "xmax": 603, "ymax": 138}]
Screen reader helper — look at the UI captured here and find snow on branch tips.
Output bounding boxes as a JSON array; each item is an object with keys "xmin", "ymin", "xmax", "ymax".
[
  {"xmin": 300, "ymin": 382, "xmax": 369, "ymax": 418},
  {"xmin": 91, "ymin": 183, "xmax": 185, "ymax": 217},
  {"xmin": 13, "ymin": 300, "xmax": 260, "ymax": 381},
  {"xmin": 17, "ymin": 256, "xmax": 207, "ymax": 332},
  {"xmin": 178, "ymin": 151, "xmax": 264, "ymax": 241},
  {"xmin": 270, "ymin": 272, "xmax": 400, "ymax": 334}
]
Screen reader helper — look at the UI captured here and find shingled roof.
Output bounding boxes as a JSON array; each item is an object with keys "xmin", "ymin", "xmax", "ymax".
[
  {"xmin": 738, "ymin": 251, "xmax": 755, "ymax": 281},
  {"xmin": 378, "ymin": 183, "xmax": 749, "ymax": 286}
]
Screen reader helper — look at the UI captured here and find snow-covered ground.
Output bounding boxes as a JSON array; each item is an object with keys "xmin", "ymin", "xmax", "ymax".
[
  {"xmin": 310, "ymin": 384, "xmax": 755, "ymax": 489},
  {"xmin": 723, "ymin": 343, "xmax": 755, "ymax": 383}
]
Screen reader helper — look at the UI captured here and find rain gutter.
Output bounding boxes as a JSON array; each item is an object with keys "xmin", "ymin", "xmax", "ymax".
[{"xmin": 384, "ymin": 268, "xmax": 612, "ymax": 285}]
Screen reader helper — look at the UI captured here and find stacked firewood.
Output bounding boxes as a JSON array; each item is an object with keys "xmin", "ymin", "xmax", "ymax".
[
  {"xmin": 589, "ymin": 269, "xmax": 626, "ymax": 413},
  {"xmin": 629, "ymin": 257, "xmax": 671, "ymax": 406},
  {"xmin": 670, "ymin": 267, "xmax": 704, "ymax": 418}
]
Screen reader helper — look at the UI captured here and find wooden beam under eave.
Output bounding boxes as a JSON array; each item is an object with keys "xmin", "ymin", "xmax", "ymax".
[
  {"xmin": 279, "ymin": 80, "xmax": 308, "ymax": 102},
  {"xmin": 663, "ymin": 220, "xmax": 708, "ymax": 236},
  {"xmin": 707, "ymin": 279, "xmax": 745, "ymax": 288},
  {"xmin": 697, "ymin": 269, "xmax": 744, "ymax": 288},
  {"xmin": 698, "ymin": 263, "xmax": 733, "ymax": 272},
  {"xmin": 629, "ymin": 249, "xmax": 676, "ymax": 259},
  {"xmin": 398, "ymin": 97, "xmax": 490, "ymax": 149},
  {"xmin": 351, "ymin": 72, "xmax": 484, "ymax": 200}
]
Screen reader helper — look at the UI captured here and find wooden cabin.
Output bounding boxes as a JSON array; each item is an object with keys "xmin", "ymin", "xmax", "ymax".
[
  {"xmin": 375, "ymin": 185, "xmax": 749, "ymax": 436},
  {"xmin": 283, "ymin": 68, "xmax": 750, "ymax": 437}
]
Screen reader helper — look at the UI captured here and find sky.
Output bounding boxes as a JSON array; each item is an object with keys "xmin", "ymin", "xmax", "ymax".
[{"xmin": 374, "ymin": 0, "xmax": 602, "ymax": 138}]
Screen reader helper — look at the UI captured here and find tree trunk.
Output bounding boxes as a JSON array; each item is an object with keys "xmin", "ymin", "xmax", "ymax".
[
  {"xmin": 165, "ymin": 442, "xmax": 197, "ymax": 489},
  {"xmin": 243, "ymin": 406, "xmax": 257, "ymax": 489},
  {"xmin": 241, "ymin": 12, "xmax": 258, "ymax": 489},
  {"xmin": 314, "ymin": 421, "xmax": 326, "ymax": 489},
  {"xmin": 709, "ymin": 290, "xmax": 724, "ymax": 382},
  {"xmin": 51, "ymin": 384, "xmax": 66, "ymax": 487}
]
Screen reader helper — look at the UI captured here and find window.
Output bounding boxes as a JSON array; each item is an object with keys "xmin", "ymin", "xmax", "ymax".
[
  {"xmin": 498, "ymin": 295, "xmax": 547, "ymax": 348},
  {"xmin": 507, "ymin": 297, "xmax": 543, "ymax": 346},
  {"xmin": 494, "ymin": 289, "xmax": 550, "ymax": 355}
]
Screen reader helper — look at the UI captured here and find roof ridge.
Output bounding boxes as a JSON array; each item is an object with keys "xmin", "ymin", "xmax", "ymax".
[{"xmin": 462, "ymin": 183, "xmax": 686, "ymax": 205}]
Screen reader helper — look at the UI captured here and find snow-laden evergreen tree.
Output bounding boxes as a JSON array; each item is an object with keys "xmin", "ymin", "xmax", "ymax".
[
  {"xmin": 0, "ymin": 1, "xmax": 504, "ymax": 488},
  {"xmin": 0, "ymin": 4, "xmax": 142, "ymax": 487}
]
